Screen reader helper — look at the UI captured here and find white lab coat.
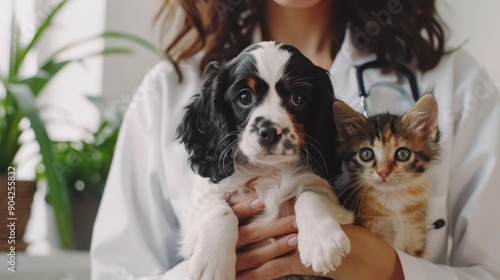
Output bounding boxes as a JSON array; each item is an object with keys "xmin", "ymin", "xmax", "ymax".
[{"xmin": 90, "ymin": 32, "xmax": 500, "ymax": 279}]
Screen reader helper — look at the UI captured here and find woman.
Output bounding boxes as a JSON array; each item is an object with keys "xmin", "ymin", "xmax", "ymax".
[{"xmin": 91, "ymin": 0, "xmax": 500, "ymax": 279}]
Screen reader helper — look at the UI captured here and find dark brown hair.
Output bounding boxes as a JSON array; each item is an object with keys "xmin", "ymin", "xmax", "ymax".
[{"xmin": 155, "ymin": 0, "xmax": 445, "ymax": 82}]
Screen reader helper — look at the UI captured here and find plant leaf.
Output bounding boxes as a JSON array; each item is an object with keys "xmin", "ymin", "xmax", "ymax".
[
  {"xmin": 9, "ymin": 7, "xmax": 21, "ymax": 79},
  {"xmin": 23, "ymin": 47, "xmax": 132, "ymax": 97},
  {"xmin": 17, "ymin": 0, "xmax": 69, "ymax": 69},
  {"xmin": 101, "ymin": 31, "xmax": 159, "ymax": 53},
  {"xmin": 7, "ymin": 83, "xmax": 72, "ymax": 249},
  {"xmin": 23, "ymin": 60, "xmax": 72, "ymax": 96},
  {"xmin": 97, "ymin": 47, "xmax": 132, "ymax": 56},
  {"xmin": 46, "ymin": 31, "xmax": 159, "ymax": 64},
  {"xmin": 0, "ymin": 83, "xmax": 22, "ymax": 172},
  {"xmin": 0, "ymin": 110, "xmax": 23, "ymax": 172}
]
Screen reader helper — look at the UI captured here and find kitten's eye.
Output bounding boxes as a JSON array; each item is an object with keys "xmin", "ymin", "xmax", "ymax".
[
  {"xmin": 238, "ymin": 89, "xmax": 253, "ymax": 106},
  {"xmin": 359, "ymin": 148, "xmax": 374, "ymax": 162},
  {"xmin": 290, "ymin": 90, "xmax": 306, "ymax": 107},
  {"xmin": 396, "ymin": 148, "xmax": 411, "ymax": 162}
]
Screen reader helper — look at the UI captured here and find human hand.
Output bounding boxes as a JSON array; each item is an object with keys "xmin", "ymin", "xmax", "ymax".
[
  {"xmin": 230, "ymin": 192, "xmax": 404, "ymax": 280},
  {"xmin": 228, "ymin": 192, "xmax": 300, "ymax": 278},
  {"xmin": 230, "ymin": 198, "xmax": 320, "ymax": 280}
]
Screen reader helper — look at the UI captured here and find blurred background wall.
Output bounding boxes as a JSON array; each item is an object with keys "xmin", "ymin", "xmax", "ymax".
[
  {"xmin": 439, "ymin": 0, "xmax": 500, "ymax": 84},
  {"xmin": 102, "ymin": 0, "xmax": 163, "ymax": 106}
]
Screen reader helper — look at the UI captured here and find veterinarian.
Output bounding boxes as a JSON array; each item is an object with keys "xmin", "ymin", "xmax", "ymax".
[{"xmin": 91, "ymin": 1, "xmax": 500, "ymax": 279}]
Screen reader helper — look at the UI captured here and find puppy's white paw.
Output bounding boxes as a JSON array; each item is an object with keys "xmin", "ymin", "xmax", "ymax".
[
  {"xmin": 189, "ymin": 249, "xmax": 236, "ymax": 280},
  {"xmin": 298, "ymin": 221, "xmax": 350, "ymax": 275}
]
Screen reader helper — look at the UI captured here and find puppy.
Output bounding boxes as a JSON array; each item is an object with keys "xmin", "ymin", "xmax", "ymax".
[{"xmin": 177, "ymin": 41, "xmax": 353, "ymax": 280}]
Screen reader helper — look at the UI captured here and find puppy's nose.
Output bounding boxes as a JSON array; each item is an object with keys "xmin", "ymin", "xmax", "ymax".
[{"xmin": 259, "ymin": 126, "xmax": 280, "ymax": 146}]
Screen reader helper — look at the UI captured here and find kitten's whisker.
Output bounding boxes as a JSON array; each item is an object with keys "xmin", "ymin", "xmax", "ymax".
[{"xmin": 335, "ymin": 177, "xmax": 365, "ymax": 211}]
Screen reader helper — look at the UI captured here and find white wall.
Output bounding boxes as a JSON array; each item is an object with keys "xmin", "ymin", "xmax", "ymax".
[
  {"xmin": 439, "ymin": 0, "xmax": 500, "ymax": 83},
  {"xmin": 0, "ymin": 0, "xmax": 14, "ymax": 78},
  {"xmin": 101, "ymin": 0, "xmax": 163, "ymax": 110}
]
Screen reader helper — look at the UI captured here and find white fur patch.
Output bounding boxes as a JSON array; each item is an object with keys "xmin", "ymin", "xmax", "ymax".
[
  {"xmin": 251, "ymin": 42, "xmax": 290, "ymax": 86},
  {"xmin": 239, "ymin": 42, "xmax": 301, "ymax": 165}
]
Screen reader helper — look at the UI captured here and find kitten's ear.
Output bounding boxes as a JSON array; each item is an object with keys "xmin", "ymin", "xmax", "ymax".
[
  {"xmin": 402, "ymin": 94, "xmax": 439, "ymax": 140},
  {"xmin": 332, "ymin": 100, "xmax": 367, "ymax": 134}
]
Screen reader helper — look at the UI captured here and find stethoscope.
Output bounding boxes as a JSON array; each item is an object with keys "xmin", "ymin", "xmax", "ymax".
[{"xmin": 356, "ymin": 57, "xmax": 420, "ymax": 117}]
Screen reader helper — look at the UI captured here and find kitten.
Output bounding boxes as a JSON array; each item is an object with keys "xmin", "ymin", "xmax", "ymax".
[{"xmin": 332, "ymin": 94, "xmax": 440, "ymax": 257}]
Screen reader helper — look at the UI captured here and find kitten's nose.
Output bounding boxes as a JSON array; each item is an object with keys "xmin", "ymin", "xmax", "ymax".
[
  {"xmin": 378, "ymin": 170, "xmax": 391, "ymax": 180},
  {"xmin": 259, "ymin": 126, "xmax": 280, "ymax": 146}
]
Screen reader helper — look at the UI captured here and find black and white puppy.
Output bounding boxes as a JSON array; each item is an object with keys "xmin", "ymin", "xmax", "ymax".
[{"xmin": 177, "ymin": 41, "xmax": 353, "ymax": 279}]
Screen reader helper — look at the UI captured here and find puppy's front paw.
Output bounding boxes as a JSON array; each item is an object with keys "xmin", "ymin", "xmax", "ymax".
[
  {"xmin": 189, "ymin": 249, "xmax": 236, "ymax": 280},
  {"xmin": 298, "ymin": 221, "xmax": 350, "ymax": 275}
]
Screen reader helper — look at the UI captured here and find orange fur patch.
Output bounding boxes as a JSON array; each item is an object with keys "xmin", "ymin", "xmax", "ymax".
[{"xmin": 247, "ymin": 77, "xmax": 256, "ymax": 92}]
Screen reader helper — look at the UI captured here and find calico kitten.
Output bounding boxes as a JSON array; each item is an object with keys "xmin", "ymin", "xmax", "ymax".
[{"xmin": 332, "ymin": 94, "xmax": 440, "ymax": 257}]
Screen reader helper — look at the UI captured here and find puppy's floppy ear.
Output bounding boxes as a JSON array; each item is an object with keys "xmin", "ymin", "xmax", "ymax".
[
  {"xmin": 306, "ymin": 68, "xmax": 342, "ymax": 183},
  {"xmin": 176, "ymin": 61, "xmax": 234, "ymax": 183}
]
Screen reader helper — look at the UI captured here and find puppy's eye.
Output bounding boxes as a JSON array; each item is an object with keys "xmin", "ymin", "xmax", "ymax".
[
  {"xmin": 238, "ymin": 89, "xmax": 253, "ymax": 106},
  {"xmin": 359, "ymin": 148, "xmax": 374, "ymax": 162},
  {"xmin": 395, "ymin": 148, "xmax": 411, "ymax": 162},
  {"xmin": 290, "ymin": 90, "xmax": 306, "ymax": 107}
]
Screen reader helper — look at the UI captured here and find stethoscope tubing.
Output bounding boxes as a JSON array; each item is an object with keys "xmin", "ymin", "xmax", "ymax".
[{"xmin": 355, "ymin": 58, "xmax": 420, "ymax": 116}]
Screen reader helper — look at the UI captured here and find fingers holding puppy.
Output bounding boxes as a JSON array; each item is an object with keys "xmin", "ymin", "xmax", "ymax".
[
  {"xmin": 236, "ymin": 233, "xmax": 298, "ymax": 273},
  {"xmin": 229, "ymin": 193, "xmax": 300, "ymax": 277},
  {"xmin": 237, "ymin": 215, "xmax": 297, "ymax": 248},
  {"xmin": 230, "ymin": 196, "xmax": 264, "ymax": 220}
]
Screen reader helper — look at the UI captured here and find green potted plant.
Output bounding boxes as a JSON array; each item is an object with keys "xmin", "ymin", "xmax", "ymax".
[
  {"xmin": 0, "ymin": 0, "xmax": 157, "ymax": 249},
  {"xmin": 36, "ymin": 96, "xmax": 122, "ymax": 250}
]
